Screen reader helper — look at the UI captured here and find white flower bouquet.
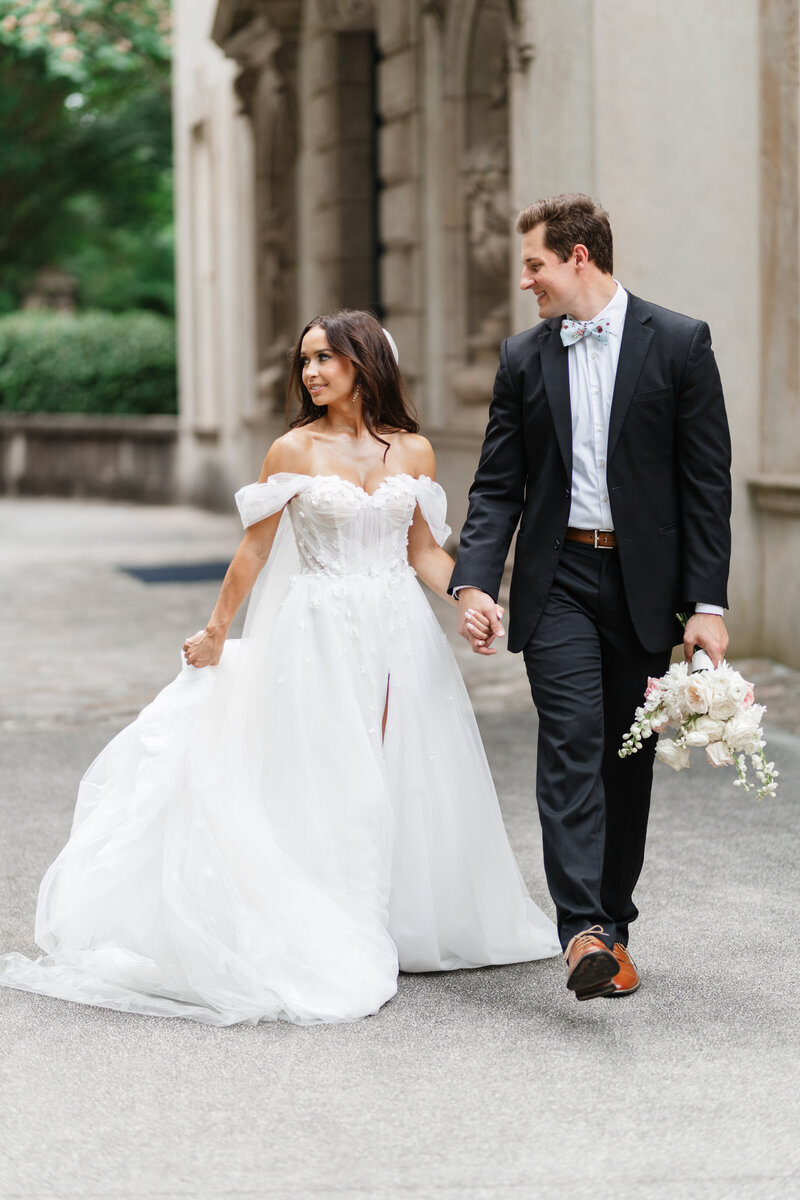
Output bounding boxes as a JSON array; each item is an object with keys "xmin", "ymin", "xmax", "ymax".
[{"xmin": 619, "ymin": 650, "xmax": 778, "ymax": 800}]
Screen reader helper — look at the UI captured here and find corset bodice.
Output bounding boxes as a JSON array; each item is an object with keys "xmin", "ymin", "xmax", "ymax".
[{"xmin": 287, "ymin": 475, "xmax": 419, "ymax": 578}]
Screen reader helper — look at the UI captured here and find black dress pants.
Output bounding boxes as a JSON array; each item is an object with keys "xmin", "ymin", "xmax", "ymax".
[{"xmin": 522, "ymin": 542, "xmax": 672, "ymax": 950}]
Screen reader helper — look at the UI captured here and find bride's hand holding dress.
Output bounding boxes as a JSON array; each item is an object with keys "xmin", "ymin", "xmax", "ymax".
[{"xmin": 182, "ymin": 627, "xmax": 225, "ymax": 668}]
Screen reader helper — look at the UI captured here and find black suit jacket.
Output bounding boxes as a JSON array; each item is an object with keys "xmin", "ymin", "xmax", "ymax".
[{"xmin": 450, "ymin": 292, "xmax": 732, "ymax": 653}]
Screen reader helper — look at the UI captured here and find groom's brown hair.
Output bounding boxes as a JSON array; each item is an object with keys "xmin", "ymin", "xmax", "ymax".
[{"xmin": 516, "ymin": 193, "xmax": 614, "ymax": 275}]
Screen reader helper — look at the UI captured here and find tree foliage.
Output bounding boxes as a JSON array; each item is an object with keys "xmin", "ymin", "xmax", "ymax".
[{"xmin": 0, "ymin": 0, "xmax": 174, "ymax": 314}]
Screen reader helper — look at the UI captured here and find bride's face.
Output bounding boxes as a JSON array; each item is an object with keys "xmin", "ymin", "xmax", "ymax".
[{"xmin": 300, "ymin": 326, "xmax": 358, "ymax": 407}]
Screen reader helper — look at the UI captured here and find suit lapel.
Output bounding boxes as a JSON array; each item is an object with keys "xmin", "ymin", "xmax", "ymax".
[
  {"xmin": 539, "ymin": 322, "xmax": 572, "ymax": 479},
  {"xmin": 607, "ymin": 295, "xmax": 654, "ymax": 461}
]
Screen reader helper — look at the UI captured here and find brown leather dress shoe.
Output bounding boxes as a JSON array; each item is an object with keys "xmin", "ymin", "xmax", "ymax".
[
  {"xmin": 564, "ymin": 925, "xmax": 619, "ymax": 998},
  {"xmin": 604, "ymin": 943, "xmax": 640, "ymax": 996}
]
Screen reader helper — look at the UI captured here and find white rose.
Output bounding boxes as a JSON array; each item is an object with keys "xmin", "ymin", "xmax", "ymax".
[
  {"xmin": 684, "ymin": 730, "xmax": 710, "ymax": 747},
  {"xmin": 709, "ymin": 696, "xmax": 738, "ymax": 721},
  {"xmin": 694, "ymin": 715, "xmax": 727, "ymax": 742},
  {"xmin": 706, "ymin": 740, "xmax": 735, "ymax": 767},
  {"xmin": 656, "ymin": 738, "xmax": 691, "ymax": 771},
  {"xmin": 684, "ymin": 673, "xmax": 713, "ymax": 714},
  {"xmin": 723, "ymin": 712, "xmax": 762, "ymax": 754},
  {"xmin": 727, "ymin": 674, "xmax": 750, "ymax": 705},
  {"xmin": 707, "ymin": 676, "xmax": 738, "ymax": 721}
]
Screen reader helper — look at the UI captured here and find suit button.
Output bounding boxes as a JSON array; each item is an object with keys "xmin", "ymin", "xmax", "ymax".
[
  {"xmin": 564, "ymin": 488, "xmax": 570, "ymax": 499},
  {"xmin": 553, "ymin": 538, "xmax": 561, "ymax": 550}
]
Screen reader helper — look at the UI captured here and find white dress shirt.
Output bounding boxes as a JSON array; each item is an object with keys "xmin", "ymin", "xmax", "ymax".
[{"xmin": 566, "ymin": 282, "xmax": 627, "ymax": 531}]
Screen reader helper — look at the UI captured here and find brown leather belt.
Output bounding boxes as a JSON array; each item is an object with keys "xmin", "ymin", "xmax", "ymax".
[{"xmin": 565, "ymin": 527, "xmax": 617, "ymax": 549}]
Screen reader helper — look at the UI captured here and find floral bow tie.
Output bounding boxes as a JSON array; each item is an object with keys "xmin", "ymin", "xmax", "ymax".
[{"xmin": 560, "ymin": 318, "xmax": 612, "ymax": 347}]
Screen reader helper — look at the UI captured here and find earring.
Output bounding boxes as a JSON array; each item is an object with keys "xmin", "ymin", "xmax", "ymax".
[{"xmin": 352, "ymin": 385, "xmax": 360, "ymax": 404}]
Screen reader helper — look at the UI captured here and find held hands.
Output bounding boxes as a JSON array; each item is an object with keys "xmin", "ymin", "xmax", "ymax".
[
  {"xmin": 182, "ymin": 627, "xmax": 225, "ymax": 669},
  {"xmin": 683, "ymin": 613, "xmax": 729, "ymax": 668},
  {"xmin": 457, "ymin": 588, "xmax": 505, "ymax": 656}
]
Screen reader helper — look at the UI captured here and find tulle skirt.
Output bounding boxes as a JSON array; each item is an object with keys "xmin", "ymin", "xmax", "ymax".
[{"xmin": 1, "ymin": 568, "xmax": 559, "ymax": 1025}]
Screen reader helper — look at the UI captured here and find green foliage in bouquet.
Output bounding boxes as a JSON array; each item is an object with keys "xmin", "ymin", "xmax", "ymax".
[{"xmin": 0, "ymin": 310, "xmax": 176, "ymax": 414}]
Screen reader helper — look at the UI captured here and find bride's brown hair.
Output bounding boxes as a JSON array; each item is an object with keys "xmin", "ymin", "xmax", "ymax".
[{"xmin": 287, "ymin": 310, "xmax": 419, "ymax": 454}]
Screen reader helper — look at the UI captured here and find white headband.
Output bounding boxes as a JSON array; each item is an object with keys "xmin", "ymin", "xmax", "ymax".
[{"xmin": 382, "ymin": 327, "xmax": 399, "ymax": 364}]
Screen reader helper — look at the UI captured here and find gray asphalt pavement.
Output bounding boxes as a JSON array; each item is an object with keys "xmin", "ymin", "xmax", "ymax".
[{"xmin": 1, "ymin": 497, "xmax": 799, "ymax": 1200}]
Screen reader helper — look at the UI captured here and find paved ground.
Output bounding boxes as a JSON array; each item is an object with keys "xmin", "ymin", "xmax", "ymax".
[{"xmin": 1, "ymin": 497, "xmax": 799, "ymax": 1200}]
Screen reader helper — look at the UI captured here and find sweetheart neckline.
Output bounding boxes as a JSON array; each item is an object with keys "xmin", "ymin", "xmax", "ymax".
[{"xmin": 284, "ymin": 472, "xmax": 427, "ymax": 499}]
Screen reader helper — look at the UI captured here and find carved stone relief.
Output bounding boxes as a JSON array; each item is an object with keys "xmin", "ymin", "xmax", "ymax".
[
  {"xmin": 452, "ymin": 143, "xmax": 511, "ymax": 405},
  {"xmin": 316, "ymin": 0, "xmax": 374, "ymax": 30},
  {"xmin": 452, "ymin": 0, "xmax": 512, "ymax": 409},
  {"xmin": 212, "ymin": 3, "xmax": 301, "ymax": 417}
]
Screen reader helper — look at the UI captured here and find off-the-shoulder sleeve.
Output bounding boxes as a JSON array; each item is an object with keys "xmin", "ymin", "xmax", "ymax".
[
  {"xmin": 413, "ymin": 475, "xmax": 451, "ymax": 546},
  {"xmin": 234, "ymin": 473, "xmax": 311, "ymax": 528}
]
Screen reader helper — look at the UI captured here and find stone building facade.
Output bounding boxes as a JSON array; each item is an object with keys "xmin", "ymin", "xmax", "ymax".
[{"xmin": 172, "ymin": 0, "xmax": 800, "ymax": 666}]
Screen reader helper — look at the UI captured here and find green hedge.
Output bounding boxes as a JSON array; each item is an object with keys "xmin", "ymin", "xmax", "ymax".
[{"xmin": 0, "ymin": 310, "xmax": 177, "ymax": 415}]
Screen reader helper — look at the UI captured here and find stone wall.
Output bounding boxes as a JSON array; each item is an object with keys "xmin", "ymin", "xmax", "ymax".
[{"xmin": 0, "ymin": 414, "xmax": 178, "ymax": 504}]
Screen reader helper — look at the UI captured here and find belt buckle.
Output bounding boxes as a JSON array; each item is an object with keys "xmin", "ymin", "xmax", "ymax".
[{"xmin": 594, "ymin": 529, "xmax": 613, "ymax": 550}]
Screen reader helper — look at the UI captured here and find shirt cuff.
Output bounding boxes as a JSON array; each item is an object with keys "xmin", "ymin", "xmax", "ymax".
[
  {"xmin": 694, "ymin": 603, "xmax": 724, "ymax": 617},
  {"xmin": 452, "ymin": 585, "xmax": 480, "ymax": 598}
]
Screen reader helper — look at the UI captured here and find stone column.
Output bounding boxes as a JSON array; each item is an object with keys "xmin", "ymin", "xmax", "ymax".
[
  {"xmin": 420, "ymin": 4, "xmax": 447, "ymax": 429},
  {"xmin": 299, "ymin": 0, "xmax": 381, "ymax": 322},
  {"xmin": 750, "ymin": 0, "xmax": 800, "ymax": 664},
  {"xmin": 175, "ymin": 0, "xmax": 259, "ymax": 507},
  {"xmin": 213, "ymin": 5, "xmax": 301, "ymax": 426},
  {"xmin": 376, "ymin": 2, "xmax": 423, "ymax": 398}
]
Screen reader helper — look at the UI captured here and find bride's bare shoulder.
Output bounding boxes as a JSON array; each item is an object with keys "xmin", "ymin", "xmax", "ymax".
[
  {"xmin": 390, "ymin": 431, "xmax": 436, "ymax": 480},
  {"xmin": 257, "ymin": 427, "xmax": 316, "ymax": 481}
]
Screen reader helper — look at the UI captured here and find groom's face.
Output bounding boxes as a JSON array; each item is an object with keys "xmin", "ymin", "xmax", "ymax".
[{"xmin": 519, "ymin": 224, "xmax": 579, "ymax": 320}]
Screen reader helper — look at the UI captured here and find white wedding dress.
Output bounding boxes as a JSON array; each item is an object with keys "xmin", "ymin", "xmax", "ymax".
[{"xmin": 0, "ymin": 473, "xmax": 559, "ymax": 1025}]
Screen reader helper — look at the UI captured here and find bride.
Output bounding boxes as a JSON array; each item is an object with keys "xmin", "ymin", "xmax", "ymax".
[{"xmin": 0, "ymin": 310, "xmax": 559, "ymax": 1025}]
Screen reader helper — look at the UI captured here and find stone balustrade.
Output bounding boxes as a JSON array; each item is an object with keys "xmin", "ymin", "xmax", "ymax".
[{"xmin": 0, "ymin": 413, "xmax": 178, "ymax": 504}]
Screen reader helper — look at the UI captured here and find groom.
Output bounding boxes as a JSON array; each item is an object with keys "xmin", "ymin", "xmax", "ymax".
[{"xmin": 450, "ymin": 193, "xmax": 731, "ymax": 1000}]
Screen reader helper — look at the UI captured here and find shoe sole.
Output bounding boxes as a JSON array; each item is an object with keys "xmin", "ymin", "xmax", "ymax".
[
  {"xmin": 575, "ymin": 980, "xmax": 618, "ymax": 1001},
  {"xmin": 566, "ymin": 948, "xmax": 619, "ymax": 993}
]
